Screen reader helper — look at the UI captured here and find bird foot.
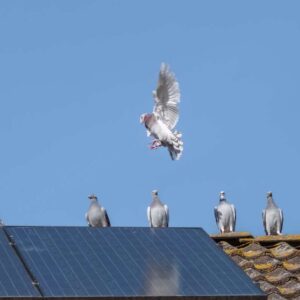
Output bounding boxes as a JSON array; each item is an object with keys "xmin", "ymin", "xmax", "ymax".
[{"xmin": 149, "ymin": 140, "xmax": 162, "ymax": 150}]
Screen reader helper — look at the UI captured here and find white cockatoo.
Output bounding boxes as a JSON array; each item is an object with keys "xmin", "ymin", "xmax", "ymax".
[{"xmin": 140, "ymin": 63, "xmax": 183, "ymax": 160}]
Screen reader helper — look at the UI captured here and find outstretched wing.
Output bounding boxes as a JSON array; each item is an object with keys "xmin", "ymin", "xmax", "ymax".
[{"xmin": 153, "ymin": 63, "xmax": 180, "ymax": 130}]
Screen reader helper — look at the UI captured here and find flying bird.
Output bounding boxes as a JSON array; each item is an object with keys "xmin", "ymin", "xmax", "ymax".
[
  {"xmin": 214, "ymin": 191, "xmax": 236, "ymax": 233},
  {"xmin": 262, "ymin": 191, "xmax": 283, "ymax": 235},
  {"xmin": 147, "ymin": 190, "xmax": 169, "ymax": 227},
  {"xmin": 140, "ymin": 63, "xmax": 183, "ymax": 160},
  {"xmin": 85, "ymin": 194, "xmax": 111, "ymax": 227}
]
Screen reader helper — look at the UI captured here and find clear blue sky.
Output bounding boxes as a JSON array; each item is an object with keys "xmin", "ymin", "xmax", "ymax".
[{"xmin": 1, "ymin": 1, "xmax": 300, "ymax": 235}]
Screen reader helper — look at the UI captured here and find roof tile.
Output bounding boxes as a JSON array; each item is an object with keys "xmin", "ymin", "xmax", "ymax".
[
  {"xmin": 277, "ymin": 279, "xmax": 300, "ymax": 297},
  {"xmin": 253, "ymin": 256, "xmax": 280, "ymax": 272},
  {"xmin": 268, "ymin": 292, "xmax": 288, "ymax": 300},
  {"xmin": 244, "ymin": 267, "xmax": 265, "ymax": 281},
  {"xmin": 241, "ymin": 243, "xmax": 267, "ymax": 258},
  {"xmin": 264, "ymin": 267, "xmax": 292, "ymax": 285},
  {"xmin": 283, "ymin": 257, "xmax": 300, "ymax": 272},
  {"xmin": 212, "ymin": 233, "xmax": 300, "ymax": 300},
  {"xmin": 231, "ymin": 255, "xmax": 254, "ymax": 269},
  {"xmin": 257, "ymin": 281, "xmax": 277, "ymax": 294},
  {"xmin": 218, "ymin": 240, "xmax": 239, "ymax": 255},
  {"xmin": 270, "ymin": 243, "xmax": 298, "ymax": 260}
]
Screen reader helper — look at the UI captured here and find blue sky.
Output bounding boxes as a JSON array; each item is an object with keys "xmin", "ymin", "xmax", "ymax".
[{"xmin": 1, "ymin": 1, "xmax": 300, "ymax": 235}]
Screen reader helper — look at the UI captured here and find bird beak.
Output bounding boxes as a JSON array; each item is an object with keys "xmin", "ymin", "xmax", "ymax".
[{"xmin": 140, "ymin": 114, "xmax": 146, "ymax": 124}]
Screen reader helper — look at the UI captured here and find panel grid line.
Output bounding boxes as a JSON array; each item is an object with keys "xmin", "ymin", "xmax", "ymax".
[
  {"xmin": 108, "ymin": 228, "xmax": 150, "ymax": 295},
  {"xmin": 188, "ymin": 229, "xmax": 259, "ymax": 294},
  {"xmin": 138, "ymin": 229, "xmax": 199, "ymax": 295},
  {"xmin": 20, "ymin": 227, "xmax": 62, "ymax": 296},
  {"xmin": 154, "ymin": 229, "xmax": 208, "ymax": 295},
  {"xmin": 77, "ymin": 228, "xmax": 114, "ymax": 296},
  {"xmin": 0, "ymin": 228, "xmax": 40, "ymax": 297},
  {"xmin": 5, "ymin": 227, "xmax": 265, "ymax": 298},
  {"xmin": 55, "ymin": 227, "xmax": 103, "ymax": 295},
  {"xmin": 116, "ymin": 227, "xmax": 171, "ymax": 295},
  {"xmin": 178, "ymin": 229, "xmax": 233, "ymax": 294},
  {"xmin": 87, "ymin": 228, "xmax": 128, "ymax": 296}
]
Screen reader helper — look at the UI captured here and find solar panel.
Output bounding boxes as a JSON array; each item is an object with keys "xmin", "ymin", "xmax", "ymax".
[
  {"xmin": 0, "ymin": 228, "xmax": 41, "ymax": 297},
  {"xmin": 6, "ymin": 227, "xmax": 265, "ymax": 298}
]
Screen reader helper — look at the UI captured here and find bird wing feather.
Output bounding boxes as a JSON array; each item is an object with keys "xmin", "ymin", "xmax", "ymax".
[
  {"xmin": 231, "ymin": 204, "xmax": 236, "ymax": 231},
  {"xmin": 262, "ymin": 209, "xmax": 267, "ymax": 235},
  {"xmin": 85, "ymin": 212, "xmax": 91, "ymax": 227},
  {"xmin": 101, "ymin": 207, "xmax": 111, "ymax": 227},
  {"xmin": 164, "ymin": 204, "xmax": 169, "ymax": 227},
  {"xmin": 153, "ymin": 63, "xmax": 180, "ymax": 130},
  {"xmin": 214, "ymin": 207, "xmax": 219, "ymax": 224},
  {"xmin": 279, "ymin": 208, "xmax": 283, "ymax": 233},
  {"xmin": 147, "ymin": 206, "xmax": 151, "ymax": 226}
]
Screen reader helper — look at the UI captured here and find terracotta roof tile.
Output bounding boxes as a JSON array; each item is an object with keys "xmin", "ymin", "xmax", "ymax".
[
  {"xmin": 294, "ymin": 274, "xmax": 300, "ymax": 282},
  {"xmin": 240, "ymin": 243, "xmax": 267, "ymax": 258},
  {"xmin": 244, "ymin": 267, "xmax": 265, "ymax": 281},
  {"xmin": 211, "ymin": 232, "xmax": 300, "ymax": 300},
  {"xmin": 283, "ymin": 257, "xmax": 300, "ymax": 272},
  {"xmin": 253, "ymin": 255, "xmax": 280, "ymax": 272},
  {"xmin": 231, "ymin": 255, "xmax": 254, "ymax": 269},
  {"xmin": 268, "ymin": 292, "xmax": 288, "ymax": 300},
  {"xmin": 270, "ymin": 243, "xmax": 298, "ymax": 260},
  {"xmin": 218, "ymin": 240, "xmax": 238, "ymax": 255},
  {"xmin": 277, "ymin": 279, "xmax": 300, "ymax": 298},
  {"xmin": 265, "ymin": 268, "xmax": 293, "ymax": 285},
  {"xmin": 257, "ymin": 281, "xmax": 277, "ymax": 294}
]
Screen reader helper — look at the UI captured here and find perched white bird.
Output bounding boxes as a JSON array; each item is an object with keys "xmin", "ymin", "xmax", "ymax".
[
  {"xmin": 85, "ymin": 194, "xmax": 110, "ymax": 227},
  {"xmin": 262, "ymin": 192, "xmax": 283, "ymax": 235},
  {"xmin": 147, "ymin": 190, "xmax": 169, "ymax": 227},
  {"xmin": 140, "ymin": 63, "xmax": 183, "ymax": 160},
  {"xmin": 214, "ymin": 191, "xmax": 236, "ymax": 233}
]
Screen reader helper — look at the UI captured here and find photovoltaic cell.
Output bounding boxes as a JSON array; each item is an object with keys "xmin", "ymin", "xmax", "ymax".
[
  {"xmin": 0, "ymin": 228, "xmax": 40, "ymax": 297},
  {"xmin": 6, "ymin": 227, "xmax": 265, "ymax": 298}
]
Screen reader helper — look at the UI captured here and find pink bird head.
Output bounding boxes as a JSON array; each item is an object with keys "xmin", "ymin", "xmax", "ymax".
[{"xmin": 140, "ymin": 113, "xmax": 152, "ymax": 124}]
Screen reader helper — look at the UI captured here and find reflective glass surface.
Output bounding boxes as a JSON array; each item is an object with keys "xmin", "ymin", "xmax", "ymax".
[
  {"xmin": 0, "ymin": 228, "xmax": 40, "ymax": 297},
  {"xmin": 6, "ymin": 227, "xmax": 264, "ymax": 297}
]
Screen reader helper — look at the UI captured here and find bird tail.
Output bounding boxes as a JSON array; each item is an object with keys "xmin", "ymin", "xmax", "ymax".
[{"xmin": 169, "ymin": 131, "xmax": 183, "ymax": 160}]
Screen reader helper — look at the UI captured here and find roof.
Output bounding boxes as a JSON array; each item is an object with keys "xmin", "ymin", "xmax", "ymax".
[
  {"xmin": 0, "ymin": 226, "xmax": 265, "ymax": 299},
  {"xmin": 211, "ymin": 232, "xmax": 300, "ymax": 300}
]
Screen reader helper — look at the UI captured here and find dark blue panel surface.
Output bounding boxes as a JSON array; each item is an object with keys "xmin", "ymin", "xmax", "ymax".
[
  {"xmin": 0, "ymin": 228, "xmax": 40, "ymax": 297},
  {"xmin": 7, "ymin": 227, "xmax": 265, "ymax": 297}
]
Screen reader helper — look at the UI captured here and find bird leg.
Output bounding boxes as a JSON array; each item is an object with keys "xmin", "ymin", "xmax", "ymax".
[{"xmin": 149, "ymin": 139, "xmax": 162, "ymax": 149}]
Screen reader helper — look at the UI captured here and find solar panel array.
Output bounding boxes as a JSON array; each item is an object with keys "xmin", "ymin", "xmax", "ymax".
[
  {"xmin": 0, "ymin": 228, "xmax": 40, "ymax": 297},
  {"xmin": 3, "ymin": 226, "xmax": 265, "ymax": 298}
]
